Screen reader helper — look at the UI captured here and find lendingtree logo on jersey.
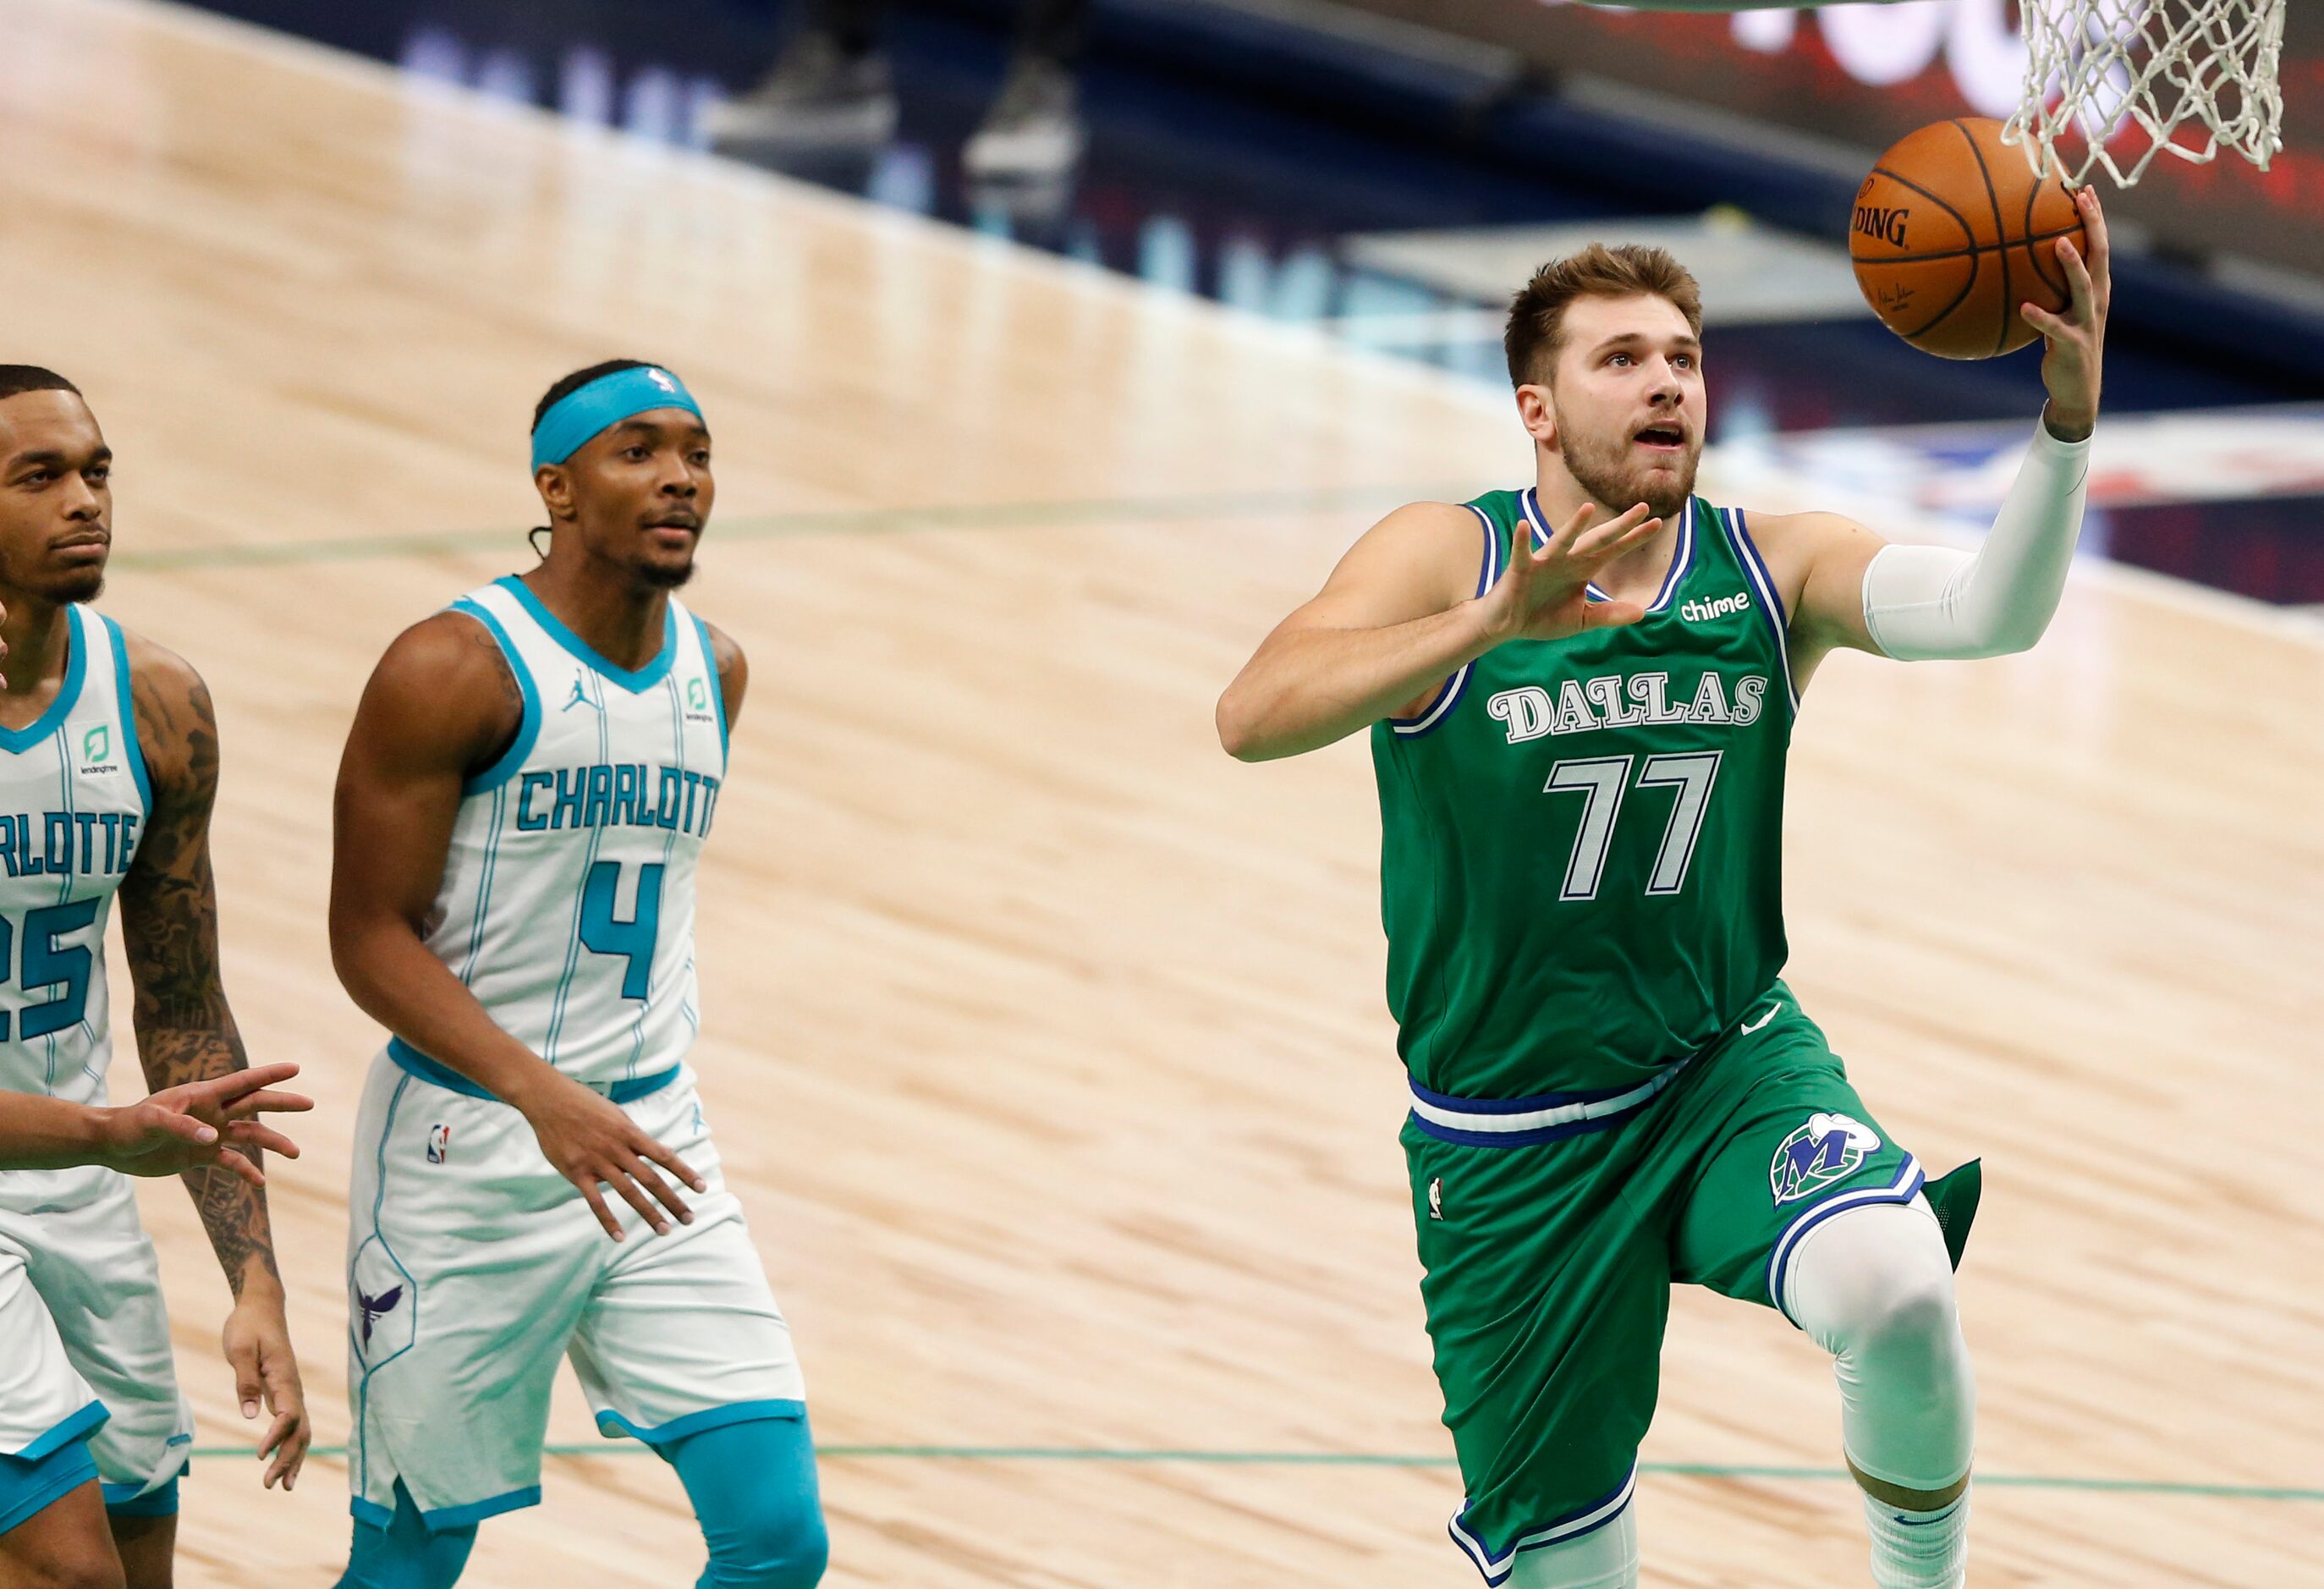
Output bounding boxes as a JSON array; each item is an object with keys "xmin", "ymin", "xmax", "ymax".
[
  {"xmin": 80, "ymin": 725, "xmax": 112, "ymax": 772},
  {"xmin": 1770, "ymin": 1113, "xmax": 1883, "ymax": 1206},
  {"xmin": 687, "ymin": 678, "xmax": 708, "ymax": 712}
]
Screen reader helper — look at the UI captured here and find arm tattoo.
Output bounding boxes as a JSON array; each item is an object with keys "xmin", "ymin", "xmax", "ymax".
[
  {"xmin": 462, "ymin": 618, "xmax": 524, "ymax": 779},
  {"xmin": 119, "ymin": 656, "xmax": 280, "ymax": 1299}
]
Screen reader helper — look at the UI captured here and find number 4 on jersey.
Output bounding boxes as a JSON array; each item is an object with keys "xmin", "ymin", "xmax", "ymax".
[{"xmin": 579, "ymin": 860, "xmax": 664, "ymax": 999}]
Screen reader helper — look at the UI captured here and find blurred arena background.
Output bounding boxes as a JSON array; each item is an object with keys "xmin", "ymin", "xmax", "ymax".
[{"xmin": 1, "ymin": 0, "xmax": 2317, "ymax": 1583}]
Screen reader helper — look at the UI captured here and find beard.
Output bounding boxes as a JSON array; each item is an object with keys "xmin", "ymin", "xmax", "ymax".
[
  {"xmin": 1554, "ymin": 404, "xmax": 1700, "ymax": 523},
  {"xmin": 637, "ymin": 558, "xmax": 696, "ymax": 591}
]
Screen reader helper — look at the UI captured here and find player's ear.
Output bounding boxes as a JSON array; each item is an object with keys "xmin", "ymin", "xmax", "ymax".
[
  {"xmin": 534, "ymin": 463, "xmax": 578, "ymax": 522},
  {"xmin": 1514, "ymin": 384, "xmax": 1558, "ymax": 448}
]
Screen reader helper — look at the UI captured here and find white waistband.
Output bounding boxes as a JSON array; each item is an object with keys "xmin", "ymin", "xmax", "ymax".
[{"xmin": 1407, "ymin": 1061, "xmax": 1686, "ymax": 1135}]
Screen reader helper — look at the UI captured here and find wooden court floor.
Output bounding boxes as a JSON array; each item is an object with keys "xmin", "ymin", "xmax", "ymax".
[{"xmin": 1, "ymin": 1, "xmax": 2319, "ymax": 1582}]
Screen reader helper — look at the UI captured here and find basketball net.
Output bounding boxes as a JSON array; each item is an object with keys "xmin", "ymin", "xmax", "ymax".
[{"xmin": 2005, "ymin": 0, "xmax": 2287, "ymax": 186}]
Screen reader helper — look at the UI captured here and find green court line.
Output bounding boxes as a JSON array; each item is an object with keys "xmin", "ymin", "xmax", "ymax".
[
  {"xmin": 184, "ymin": 1443, "xmax": 2322, "ymax": 1504},
  {"xmin": 110, "ymin": 485, "xmax": 1451, "ymax": 574}
]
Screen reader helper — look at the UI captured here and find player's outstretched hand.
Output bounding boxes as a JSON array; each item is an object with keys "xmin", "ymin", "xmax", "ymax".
[
  {"xmin": 519, "ymin": 1070, "xmax": 707, "ymax": 1240},
  {"xmin": 2024, "ymin": 184, "xmax": 2108, "ymax": 442},
  {"xmin": 100, "ymin": 1063, "xmax": 312, "ymax": 1185},
  {"xmin": 1474, "ymin": 500, "xmax": 1662, "ymax": 647}
]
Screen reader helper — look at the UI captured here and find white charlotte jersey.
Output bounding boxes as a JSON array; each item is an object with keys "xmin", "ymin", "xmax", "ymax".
[
  {"xmin": 391, "ymin": 578, "xmax": 728, "ymax": 1096},
  {"xmin": 0, "ymin": 605, "xmax": 146, "ymax": 1108}
]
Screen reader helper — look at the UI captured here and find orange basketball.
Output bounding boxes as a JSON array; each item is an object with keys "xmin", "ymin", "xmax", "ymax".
[{"xmin": 1850, "ymin": 118, "xmax": 2088, "ymax": 361}]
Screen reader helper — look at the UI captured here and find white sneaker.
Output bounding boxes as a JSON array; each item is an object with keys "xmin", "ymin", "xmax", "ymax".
[
  {"xmin": 705, "ymin": 32, "xmax": 898, "ymax": 149},
  {"xmin": 964, "ymin": 56, "xmax": 1085, "ymax": 179}
]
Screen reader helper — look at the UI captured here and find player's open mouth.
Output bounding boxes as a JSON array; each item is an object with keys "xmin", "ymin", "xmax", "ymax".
[{"xmin": 1633, "ymin": 425, "xmax": 1687, "ymax": 451}]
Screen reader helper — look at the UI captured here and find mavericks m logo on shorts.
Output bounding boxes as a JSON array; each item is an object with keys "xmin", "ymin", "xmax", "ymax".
[{"xmin": 1770, "ymin": 1113, "xmax": 1882, "ymax": 1206}]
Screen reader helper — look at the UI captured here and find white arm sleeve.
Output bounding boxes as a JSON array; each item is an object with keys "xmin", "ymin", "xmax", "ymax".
[{"xmin": 1861, "ymin": 418, "xmax": 2092, "ymax": 661}]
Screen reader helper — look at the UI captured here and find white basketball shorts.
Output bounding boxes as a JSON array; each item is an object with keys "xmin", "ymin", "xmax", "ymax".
[
  {"xmin": 0, "ymin": 1165, "xmax": 196, "ymax": 1502},
  {"xmin": 344, "ymin": 1051, "xmax": 808, "ymax": 1531}
]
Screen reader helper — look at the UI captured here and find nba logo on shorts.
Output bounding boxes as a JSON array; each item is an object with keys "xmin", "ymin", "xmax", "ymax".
[
  {"xmin": 1769, "ymin": 1113, "xmax": 1881, "ymax": 1206},
  {"xmin": 1428, "ymin": 1177, "xmax": 1443, "ymax": 1221},
  {"xmin": 426, "ymin": 1124, "xmax": 451, "ymax": 1165}
]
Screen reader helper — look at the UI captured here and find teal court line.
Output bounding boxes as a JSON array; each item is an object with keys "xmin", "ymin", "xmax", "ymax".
[
  {"xmin": 185, "ymin": 1443, "xmax": 2322, "ymax": 1504},
  {"xmin": 110, "ymin": 485, "xmax": 1454, "ymax": 574}
]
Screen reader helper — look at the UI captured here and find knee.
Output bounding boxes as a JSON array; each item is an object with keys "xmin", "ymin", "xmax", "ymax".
[
  {"xmin": 1851, "ymin": 1265, "xmax": 1959, "ymax": 1361},
  {"xmin": 678, "ymin": 1416, "xmax": 828, "ymax": 1589},
  {"xmin": 16, "ymin": 1553, "xmax": 127, "ymax": 1589},
  {"xmin": 709, "ymin": 1509, "xmax": 827, "ymax": 1589},
  {"xmin": 1788, "ymin": 1201, "xmax": 1965, "ymax": 1366}
]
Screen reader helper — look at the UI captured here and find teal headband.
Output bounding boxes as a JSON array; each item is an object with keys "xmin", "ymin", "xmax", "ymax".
[{"xmin": 530, "ymin": 366, "xmax": 703, "ymax": 469}]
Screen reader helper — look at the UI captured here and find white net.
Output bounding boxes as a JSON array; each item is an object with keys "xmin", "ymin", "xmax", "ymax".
[{"xmin": 2005, "ymin": 0, "xmax": 2287, "ymax": 186}]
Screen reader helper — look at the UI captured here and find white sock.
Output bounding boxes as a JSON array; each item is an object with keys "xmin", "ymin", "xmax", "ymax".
[
  {"xmin": 1506, "ymin": 1502, "xmax": 1638, "ymax": 1589},
  {"xmin": 1863, "ymin": 1486, "xmax": 1969, "ymax": 1589}
]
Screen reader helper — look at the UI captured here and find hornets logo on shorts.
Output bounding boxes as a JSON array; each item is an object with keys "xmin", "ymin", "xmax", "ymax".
[{"xmin": 1769, "ymin": 1112, "xmax": 1882, "ymax": 1206}]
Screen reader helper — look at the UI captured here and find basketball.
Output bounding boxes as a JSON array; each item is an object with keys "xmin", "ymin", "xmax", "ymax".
[{"xmin": 1851, "ymin": 118, "xmax": 2089, "ymax": 360}]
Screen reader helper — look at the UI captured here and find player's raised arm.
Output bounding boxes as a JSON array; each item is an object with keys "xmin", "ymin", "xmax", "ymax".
[
  {"xmin": 329, "ymin": 613, "xmax": 709, "ymax": 1240},
  {"xmin": 1771, "ymin": 188, "xmax": 2109, "ymax": 678},
  {"xmin": 115, "ymin": 635, "xmax": 311, "ymax": 1489},
  {"xmin": 1217, "ymin": 498, "xmax": 1661, "ymax": 762}
]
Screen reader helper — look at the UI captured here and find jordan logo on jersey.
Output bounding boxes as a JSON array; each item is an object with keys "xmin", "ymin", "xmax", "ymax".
[
  {"xmin": 563, "ymin": 675, "xmax": 601, "ymax": 713},
  {"xmin": 1770, "ymin": 1113, "xmax": 1882, "ymax": 1206}
]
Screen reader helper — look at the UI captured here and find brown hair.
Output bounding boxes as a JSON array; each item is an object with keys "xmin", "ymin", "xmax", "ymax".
[{"xmin": 1503, "ymin": 245, "xmax": 1704, "ymax": 388}]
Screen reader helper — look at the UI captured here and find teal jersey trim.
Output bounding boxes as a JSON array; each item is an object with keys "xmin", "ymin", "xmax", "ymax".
[
  {"xmin": 690, "ymin": 614, "xmax": 730, "ymax": 767},
  {"xmin": 102, "ymin": 1473, "xmax": 182, "ymax": 1517},
  {"xmin": 494, "ymin": 575, "xmax": 677, "ymax": 694},
  {"xmin": 100, "ymin": 614, "xmax": 152, "ymax": 816},
  {"xmin": 0, "ymin": 607, "xmax": 89, "ymax": 755},
  {"xmin": 352, "ymin": 1074, "xmax": 418, "ymax": 1505},
  {"xmin": 448, "ymin": 598, "xmax": 541, "ymax": 794},
  {"xmin": 0, "ymin": 1435, "xmax": 99, "ymax": 1538},
  {"xmin": 593, "ymin": 1399, "xmax": 806, "ymax": 1447},
  {"xmin": 383, "ymin": 1036, "xmax": 678, "ymax": 1103},
  {"xmin": 349, "ymin": 1482, "xmax": 543, "ymax": 1535},
  {"xmin": 12, "ymin": 1399, "xmax": 109, "ymax": 1463}
]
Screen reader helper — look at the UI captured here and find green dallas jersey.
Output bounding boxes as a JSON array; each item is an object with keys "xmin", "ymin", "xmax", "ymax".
[{"xmin": 1371, "ymin": 489, "xmax": 1797, "ymax": 1101}]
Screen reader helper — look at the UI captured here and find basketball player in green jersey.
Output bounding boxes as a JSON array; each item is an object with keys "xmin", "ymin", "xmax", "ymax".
[{"xmin": 1218, "ymin": 189, "xmax": 2110, "ymax": 1588}]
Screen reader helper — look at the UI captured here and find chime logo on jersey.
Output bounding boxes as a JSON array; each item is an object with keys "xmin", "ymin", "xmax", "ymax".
[
  {"xmin": 426, "ymin": 1124, "xmax": 451, "ymax": 1164},
  {"xmin": 1678, "ymin": 591, "xmax": 1751, "ymax": 624},
  {"xmin": 1770, "ymin": 1113, "xmax": 1882, "ymax": 1205}
]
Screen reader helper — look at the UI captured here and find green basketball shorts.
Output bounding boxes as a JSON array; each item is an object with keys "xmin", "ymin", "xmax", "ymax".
[{"xmin": 1399, "ymin": 980, "xmax": 1926, "ymax": 1585}]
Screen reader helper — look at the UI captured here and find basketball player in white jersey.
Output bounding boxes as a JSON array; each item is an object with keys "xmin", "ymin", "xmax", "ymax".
[
  {"xmin": 0, "ymin": 366, "xmax": 312, "ymax": 1589},
  {"xmin": 329, "ymin": 361, "xmax": 826, "ymax": 1588}
]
